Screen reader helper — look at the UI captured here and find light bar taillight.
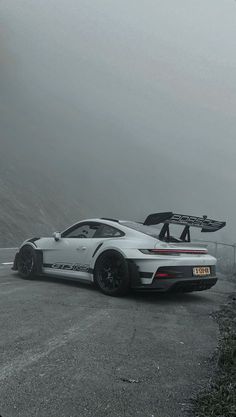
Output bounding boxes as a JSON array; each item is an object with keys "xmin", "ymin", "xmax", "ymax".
[
  {"xmin": 147, "ymin": 248, "xmax": 208, "ymax": 255},
  {"xmin": 155, "ymin": 272, "xmax": 176, "ymax": 278}
]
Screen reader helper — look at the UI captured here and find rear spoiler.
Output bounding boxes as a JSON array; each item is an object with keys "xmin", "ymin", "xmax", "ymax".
[{"xmin": 143, "ymin": 212, "xmax": 226, "ymax": 242}]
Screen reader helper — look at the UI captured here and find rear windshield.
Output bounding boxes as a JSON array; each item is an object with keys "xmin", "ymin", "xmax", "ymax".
[{"xmin": 120, "ymin": 221, "xmax": 161, "ymax": 238}]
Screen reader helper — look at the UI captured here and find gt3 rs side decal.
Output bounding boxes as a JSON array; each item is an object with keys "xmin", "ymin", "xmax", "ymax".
[
  {"xmin": 43, "ymin": 263, "xmax": 92, "ymax": 273},
  {"xmin": 43, "ymin": 261, "xmax": 152, "ymax": 280}
]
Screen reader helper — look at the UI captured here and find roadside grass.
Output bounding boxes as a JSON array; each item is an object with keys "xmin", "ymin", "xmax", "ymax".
[{"xmin": 193, "ymin": 296, "xmax": 236, "ymax": 417}]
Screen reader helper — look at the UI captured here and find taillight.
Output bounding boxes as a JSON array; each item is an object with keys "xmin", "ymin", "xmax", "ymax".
[
  {"xmin": 140, "ymin": 248, "xmax": 208, "ymax": 256},
  {"xmin": 155, "ymin": 267, "xmax": 182, "ymax": 279},
  {"xmin": 155, "ymin": 272, "xmax": 176, "ymax": 278}
]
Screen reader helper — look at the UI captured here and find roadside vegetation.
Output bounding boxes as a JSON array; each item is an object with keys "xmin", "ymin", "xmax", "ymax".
[{"xmin": 193, "ymin": 295, "xmax": 236, "ymax": 417}]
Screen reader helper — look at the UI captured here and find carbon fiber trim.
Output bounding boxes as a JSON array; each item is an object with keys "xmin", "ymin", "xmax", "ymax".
[
  {"xmin": 139, "ymin": 271, "xmax": 153, "ymax": 278},
  {"xmin": 156, "ymin": 265, "xmax": 216, "ymax": 279},
  {"xmin": 169, "ymin": 278, "xmax": 217, "ymax": 292},
  {"xmin": 134, "ymin": 277, "xmax": 217, "ymax": 292}
]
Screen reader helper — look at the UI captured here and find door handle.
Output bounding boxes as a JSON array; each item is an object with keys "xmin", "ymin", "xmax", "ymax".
[{"xmin": 77, "ymin": 246, "xmax": 87, "ymax": 251}]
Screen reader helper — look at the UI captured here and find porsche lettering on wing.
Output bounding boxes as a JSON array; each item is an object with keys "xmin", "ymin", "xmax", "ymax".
[
  {"xmin": 171, "ymin": 214, "xmax": 223, "ymax": 229},
  {"xmin": 51, "ymin": 263, "xmax": 90, "ymax": 272}
]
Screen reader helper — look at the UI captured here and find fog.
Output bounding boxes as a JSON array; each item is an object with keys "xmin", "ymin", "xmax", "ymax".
[{"xmin": 1, "ymin": 0, "xmax": 236, "ymax": 244}]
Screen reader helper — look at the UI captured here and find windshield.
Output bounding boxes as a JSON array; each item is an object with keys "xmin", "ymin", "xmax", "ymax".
[{"xmin": 120, "ymin": 221, "xmax": 161, "ymax": 239}]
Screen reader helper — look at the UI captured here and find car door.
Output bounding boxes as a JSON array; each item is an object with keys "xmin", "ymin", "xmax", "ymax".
[{"xmin": 42, "ymin": 222, "xmax": 101, "ymax": 280}]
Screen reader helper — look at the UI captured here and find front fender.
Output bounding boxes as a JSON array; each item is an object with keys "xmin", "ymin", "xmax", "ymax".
[
  {"xmin": 19, "ymin": 237, "xmax": 41, "ymax": 249},
  {"xmin": 13, "ymin": 244, "xmax": 43, "ymax": 274}
]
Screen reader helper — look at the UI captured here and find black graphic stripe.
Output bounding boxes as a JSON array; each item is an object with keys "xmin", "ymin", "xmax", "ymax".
[
  {"xmin": 139, "ymin": 272, "xmax": 153, "ymax": 278},
  {"xmin": 92, "ymin": 243, "xmax": 103, "ymax": 257}
]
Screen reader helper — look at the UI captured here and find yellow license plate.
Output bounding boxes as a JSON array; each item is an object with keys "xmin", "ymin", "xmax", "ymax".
[{"xmin": 193, "ymin": 267, "xmax": 211, "ymax": 277}]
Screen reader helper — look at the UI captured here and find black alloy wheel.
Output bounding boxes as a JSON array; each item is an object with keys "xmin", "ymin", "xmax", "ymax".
[
  {"xmin": 17, "ymin": 245, "xmax": 36, "ymax": 279},
  {"xmin": 94, "ymin": 250, "xmax": 130, "ymax": 296}
]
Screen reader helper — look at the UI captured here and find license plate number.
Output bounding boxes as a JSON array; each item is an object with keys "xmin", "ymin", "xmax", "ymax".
[{"xmin": 193, "ymin": 267, "xmax": 211, "ymax": 277}]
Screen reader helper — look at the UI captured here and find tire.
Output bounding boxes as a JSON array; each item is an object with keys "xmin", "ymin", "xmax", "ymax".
[
  {"xmin": 17, "ymin": 245, "xmax": 37, "ymax": 279},
  {"xmin": 94, "ymin": 250, "xmax": 130, "ymax": 296}
]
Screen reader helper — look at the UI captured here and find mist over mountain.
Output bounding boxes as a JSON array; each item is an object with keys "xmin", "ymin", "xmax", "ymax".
[{"xmin": 1, "ymin": 0, "xmax": 236, "ymax": 246}]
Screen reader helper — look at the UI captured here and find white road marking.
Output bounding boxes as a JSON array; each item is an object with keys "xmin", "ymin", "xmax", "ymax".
[
  {"xmin": 0, "ymin": 310, "xmax": 110, "ymax": 381},
  {"xmin": 2, "ymin": 262, "xmax": 13, "ymax": 265},
  {"xmin": 0, "ymin": 248, "xmax": 18, "ymax": 250}
]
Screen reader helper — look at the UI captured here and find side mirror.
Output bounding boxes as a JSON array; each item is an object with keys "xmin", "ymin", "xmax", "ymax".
[{"xmin": 53, "ymin": 232, "xmax": 61, "ymax": 241}]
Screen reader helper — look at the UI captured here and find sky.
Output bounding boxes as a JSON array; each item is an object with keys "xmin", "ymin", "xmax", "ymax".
[{"xmin": 1, "ymin": 0, "xmax": 236, "ymax": 243}]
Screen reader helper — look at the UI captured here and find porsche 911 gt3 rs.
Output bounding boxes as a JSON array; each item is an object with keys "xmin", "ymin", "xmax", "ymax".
[{"xmin": 12, "ymin": 212, "xmax": 226, "ymax": 296}]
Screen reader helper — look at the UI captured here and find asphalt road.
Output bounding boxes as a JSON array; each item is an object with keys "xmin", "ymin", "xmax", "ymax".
[{"xmin": 0, "ymin": 248, "xmax": 235, "ymax": 417}]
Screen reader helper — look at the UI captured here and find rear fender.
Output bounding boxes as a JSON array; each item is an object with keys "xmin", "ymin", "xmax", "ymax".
[
  {"xmin": 91, "ymin": 248, "xmax": 142, "ymax": 287},
  {"xmin": 90, "ymin": 246, "xmax": 128, "ymax": 269}
]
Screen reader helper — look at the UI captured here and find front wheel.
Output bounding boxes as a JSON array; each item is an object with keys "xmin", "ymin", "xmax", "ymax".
[
  {"xmin": 17, "ymin": 245, "xmax": 37, "ymax": 279},
  {"xmin": 94, "ymin": 251, "xmax": 130, "ymax": 296}
]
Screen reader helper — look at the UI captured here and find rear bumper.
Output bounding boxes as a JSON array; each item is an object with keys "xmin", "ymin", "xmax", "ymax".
[{"xmin": 134, "ymin": 276, "xmax": 217, "ymax": 292}]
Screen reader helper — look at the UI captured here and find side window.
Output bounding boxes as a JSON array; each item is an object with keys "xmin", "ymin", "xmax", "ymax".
[
  {"xmin": 98, "ymin": 225, "xmax": 124, "ymax": 238},
  {"xmin": 62, "ymin": 223, "xmax": 100, "ymax": 238}
]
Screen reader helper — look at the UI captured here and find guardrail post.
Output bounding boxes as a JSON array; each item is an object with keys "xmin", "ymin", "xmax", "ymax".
[
  {"xmin": 233, "ymin": 244, "xmax": 236, "ymax": 272},
  {"xmin": 195, "ymin": 239, "xmax": 236, "ymax": 274}
]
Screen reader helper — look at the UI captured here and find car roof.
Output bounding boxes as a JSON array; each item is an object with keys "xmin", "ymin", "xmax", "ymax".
[
  {"xmin": 76, "ymin": 218, "xmax": 126, "ymax": 229},
  {"xmin": 63, "ymin": 218, "xmax": 148, "ymax": 237},
  {"xmin": 66, "ymin": 218, "xmax": 159, "ymax": 240}
]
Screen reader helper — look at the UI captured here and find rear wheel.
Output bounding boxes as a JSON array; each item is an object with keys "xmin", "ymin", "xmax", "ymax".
[
  {"xmin": 17, "ymin": 245, "xmax": 36, "ymax": 279},
  {"xmin": 94, "ymin": 250, "xmax": 130, "ymax": 296}
]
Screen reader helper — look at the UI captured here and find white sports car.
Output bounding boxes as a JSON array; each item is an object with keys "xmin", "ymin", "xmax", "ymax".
[{"xmin": 12, "ymin": 212, "xmax": 226, "ymax": 296}]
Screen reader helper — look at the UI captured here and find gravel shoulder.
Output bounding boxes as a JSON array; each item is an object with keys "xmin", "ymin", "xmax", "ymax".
[{"xmin": 193, "ymin": 280, "xmax": 236, "ymax": 417}]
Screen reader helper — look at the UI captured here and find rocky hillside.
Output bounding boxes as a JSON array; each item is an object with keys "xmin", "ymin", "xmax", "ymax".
[{"xmin": 0, "ymin": 154, "xmax": 88, "ymax": 247}]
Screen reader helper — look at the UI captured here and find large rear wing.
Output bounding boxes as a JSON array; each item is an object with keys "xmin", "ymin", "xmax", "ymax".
[{"xmin": 143, "ymin": 212, "xmax": 226, "ymax": 242}]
